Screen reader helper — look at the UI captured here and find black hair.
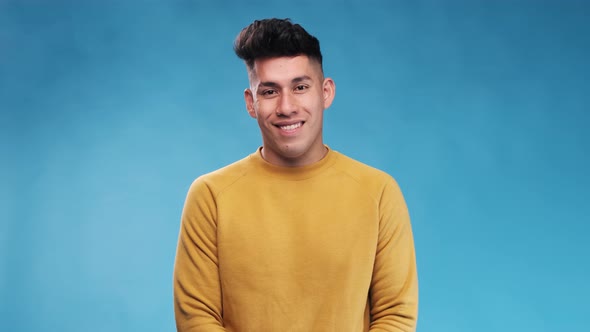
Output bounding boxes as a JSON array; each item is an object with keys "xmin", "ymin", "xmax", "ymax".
[{"xmin": 234, "ymin": 18, "xmax": 323, "ymax": 71}]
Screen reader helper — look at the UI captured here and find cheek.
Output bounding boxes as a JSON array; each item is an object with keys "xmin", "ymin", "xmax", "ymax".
[
  {"xmin": 305, "ymin": 91, "xmax": 325, "ymax": 109},
  {"xmin": 256, "ymin": 101, "xmax": 278, "ymax": 118},
  {"xmin": 256, "ymin": 114, "xmax": 271, "ymax": 129}
]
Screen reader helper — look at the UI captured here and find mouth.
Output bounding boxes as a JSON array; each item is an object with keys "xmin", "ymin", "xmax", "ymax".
[{"xmin": 275, "ymin": 121, "xmax": 304, "ymax": 132}]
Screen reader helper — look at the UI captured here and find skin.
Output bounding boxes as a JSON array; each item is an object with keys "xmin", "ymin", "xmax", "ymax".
[{"xmin": 244, "ymin": 55, "xmax": 336, "ymax": 167}]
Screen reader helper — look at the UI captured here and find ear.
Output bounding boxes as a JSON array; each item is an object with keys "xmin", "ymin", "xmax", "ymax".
[
  {"xmin": 244, "ymin": 89, "xmax": 256, "ymax": 118},
  {"xmin": 322, "ymin": 77, "xmax": 336, "ymax": 109}
]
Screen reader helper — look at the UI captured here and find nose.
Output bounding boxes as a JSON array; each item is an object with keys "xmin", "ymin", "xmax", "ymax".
[{"xmin": 276, "ymin": 92, "xmax": 298, "ymax": 116}]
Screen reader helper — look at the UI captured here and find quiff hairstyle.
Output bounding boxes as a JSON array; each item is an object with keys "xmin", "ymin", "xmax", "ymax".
[{"xmin": 234, "ymin": 18, "xmax": 323, "ymax": 72}]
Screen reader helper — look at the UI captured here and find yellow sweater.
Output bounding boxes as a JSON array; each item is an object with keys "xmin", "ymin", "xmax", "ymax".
[{"xmin": 174, "ymin": 147, "xmax": 418, "ymax": 332}]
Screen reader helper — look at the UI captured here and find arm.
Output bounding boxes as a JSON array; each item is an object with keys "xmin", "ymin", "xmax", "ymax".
[
  {"xmin": 173, "ymin": 178, "xmax": 226, "ymax": 331},
  {"xmin": 369, "ymin": 178, "xmax": 419, "ymax": 332}
]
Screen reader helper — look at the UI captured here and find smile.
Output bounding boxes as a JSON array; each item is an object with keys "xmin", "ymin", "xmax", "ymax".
[{"xmin": 278, "ymin": 122, "xmax": 303, "ymax": 131}]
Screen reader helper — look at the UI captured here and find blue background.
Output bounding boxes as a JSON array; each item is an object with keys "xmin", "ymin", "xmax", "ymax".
[{"xmin": 1, "ymin": 0, "xmax": 589, "ymax": 331}]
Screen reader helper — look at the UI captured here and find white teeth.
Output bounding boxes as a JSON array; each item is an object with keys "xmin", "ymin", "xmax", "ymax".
[{"xmin": 279, "ymin": 122, "xmax": 302, "ymax": 130}]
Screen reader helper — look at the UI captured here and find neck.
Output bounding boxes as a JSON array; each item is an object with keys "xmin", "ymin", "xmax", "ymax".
[{"xmin": 261, "ymin": 145, "xmax": 328, "ymax": 167}]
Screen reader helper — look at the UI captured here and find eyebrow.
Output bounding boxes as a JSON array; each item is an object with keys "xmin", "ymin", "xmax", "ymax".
[{"xmin": 258, "ymin": 75, "xmax": 313, "ymax": 88}]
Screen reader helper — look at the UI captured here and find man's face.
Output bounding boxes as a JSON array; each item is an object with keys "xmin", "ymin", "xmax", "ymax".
[{"xmin": 245, "ymin": 55, "xmax": 335, "ymax": 167}]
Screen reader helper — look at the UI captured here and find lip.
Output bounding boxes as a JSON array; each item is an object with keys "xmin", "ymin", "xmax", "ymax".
[
  {"xmin": 274, "ymin": 120, "xmax": 305, "ymax": 126},
  {"xmin": 274, "ymin": 121, "xmax": 304, "ymax": 136}
]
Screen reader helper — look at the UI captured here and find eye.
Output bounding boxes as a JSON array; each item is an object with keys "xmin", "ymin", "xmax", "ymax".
[
  {"xmin": 261, "ymin": 89, "xmax": 277, "ymax": 97},
  {"xmin": 294, "ymin": 84, "xmax": 308, "ymax": 92}
]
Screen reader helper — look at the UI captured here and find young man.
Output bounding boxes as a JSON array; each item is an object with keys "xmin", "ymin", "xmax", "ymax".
[{"xmin": 173, "ymin": 18, "xmax": 418, "ymax": 331}]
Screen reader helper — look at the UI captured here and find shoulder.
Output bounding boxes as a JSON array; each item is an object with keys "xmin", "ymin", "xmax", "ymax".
[
  {"xmin": 188, "ymin": 154, "xmax": 254, "ymax": 198},
  {"xmin": 332, "ymin": 151, "xmax": 396, "ymax": 185},
  {"xmin": 331, "ymin": 151, "xmax": 403, "ymax": 200}
]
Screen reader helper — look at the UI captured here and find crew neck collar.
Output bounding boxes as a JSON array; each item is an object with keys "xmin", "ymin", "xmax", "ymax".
[{"xmin": 249, "ymin": 145, "xmax": 338, "ymax": 180}]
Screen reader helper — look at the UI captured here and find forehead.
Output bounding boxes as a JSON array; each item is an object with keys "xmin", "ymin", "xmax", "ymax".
[{"xmin": 249, "ymin": 55, "xmax": 322, "ymax": 83}]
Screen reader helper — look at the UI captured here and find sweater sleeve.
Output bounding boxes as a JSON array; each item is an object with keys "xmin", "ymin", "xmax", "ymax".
[
  {"xmin": 173, "ymin": 178, "xmax": 227, "ymax": 331},
  {"xmin": 369, "ymin": 178, "xmax": 419, "ymax": 332}
]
